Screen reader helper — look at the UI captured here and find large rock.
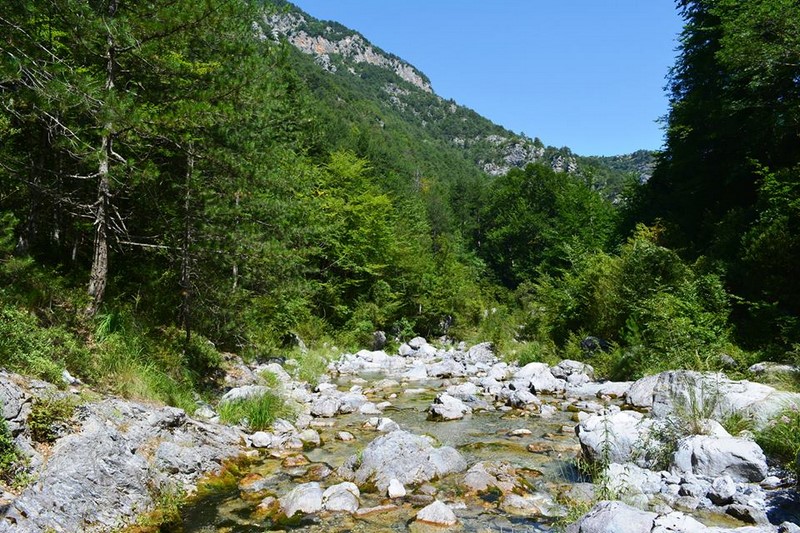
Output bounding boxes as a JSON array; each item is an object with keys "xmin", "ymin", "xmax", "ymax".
[
  {"xmin": 566, "ymin": 500, "xmax": 657, "ymax": 533},
  {"xmin": 0, "ymin": 372, "xmax": 36, "ymax": 436},
  {"xmin": 445, "ymin": 382, "xmax": 480, "ymax": 403},
  {"xmin": 603, "ymin": 463, "xmax": 663, "ymax": 497},
  {"xmin": 310, "ymin": 395, "xmax": 341, "ymax": 418},
  {"xmin": 576, "ymin": 410, "xmax": 654, "ymax": 466},
  {"xmin": 280, "ymin": 482, "xmax": 324, "ymax": 517},
  {"xmin": 338, "ymin": 430, "xmax": 466, "ymax": 492},
  {"xmin": 466, "ymin": 342, "xmax": 495, "ymax": 365},
  {"xmin": 428, "ymin": 393, "xmax": 472, "ymax": 421},
  {"xmin": 514, "ymin": 363, "xmax": 565, "ymax": 394},
  {"xmin": 552, "ymin": 360, "xmax": 595, "ymax": 385},
  {"xmin": 625, "ymin": 370, "xmax": 800, "ymax": 429},
  {"xmin": 220, "ymin": 385, "xmax": 270, "ymax": 404},
  {"xmin": 672, "ymin": 435, "xmax": 768, "ymax": 482},
  {"xmin": 5, "ymin": 398, "xmax": 243, "ymax": 532},
  {"xmin": 321, "ymin": 482, "xmax": 359, "ymax": 513},
  {"xmin": 427, "ymin": 358, "xmax": 466, "ymax": 378}
]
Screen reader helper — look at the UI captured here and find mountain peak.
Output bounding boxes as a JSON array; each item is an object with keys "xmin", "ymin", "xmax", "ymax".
[{"xmin": 265, "ymin": 10, "xmax": 433, "ymax": 93}]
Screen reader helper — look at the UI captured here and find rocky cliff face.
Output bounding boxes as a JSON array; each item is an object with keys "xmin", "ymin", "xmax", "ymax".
[{"xmin": 265, "ymin": 12, "xmax": 432, "ymax": 93}]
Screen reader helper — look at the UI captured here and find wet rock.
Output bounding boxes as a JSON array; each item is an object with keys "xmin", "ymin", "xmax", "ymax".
[
  {"xmin": 415, "ymin": 500, "xmax": 458, "ymax": 526},
  {"xmin": 254, "ymin": 495, "xmax": 280, "ymax": 518},
  {"xmin": 338, "ymin": 430, "xmax": 466, "ymax": 492},
  {"xmin": 672, "ymin": 435, "xmax": 767, "ymax": 482},
  {"xmin": 321, "ymin": 482, "xmax": 360, "ymax": 513},
  {"xmin": 355, "ymin": 503, "xmax": 397, "ymax": 516},
  {"xmin": 282, "ymin": 454, "xmax": 310, "ymax": 468},
  {"xmin": 239, "ymin": 473, "xmax": 271, "ymax": 495},
  {"xmin": 500, "ymin": 492, "xmax": 560, "ymax": 517},
  {"xmin": 298, "ymin": 428, "xmax": 321, "ymax": 447},
  {"xmin": 507, "ymin": 428, "xmax": 532, "ymax": 437},
  {"xmin": 463, "ymin": 461, "xmax": 519, "ymax": 494},
  {"xmin": 566, "ymin": 500, "xmax": 657, "ymax": 533},
  {"xmin": 305, "ymin": 463, "xmax": 333, "ymax": 481},
  {"xmin": 337, "ymin": 431, "xmax": 355, "ymax": 442},
  {"xmin": 280, "ymin": 482, "xmax": 324, "ymax": 517},
  {"xmin": 428, "ymin": 393, "xmax": 472, "ymax": 421}
]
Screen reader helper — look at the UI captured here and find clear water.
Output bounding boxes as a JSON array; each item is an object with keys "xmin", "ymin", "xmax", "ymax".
[{"xmin": 168, "ymin": 375, "xmax": 608, "ymax": 533}]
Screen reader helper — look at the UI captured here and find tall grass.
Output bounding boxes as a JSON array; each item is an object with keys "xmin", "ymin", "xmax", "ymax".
[
  {"xmin": 217, "ymin": 392, "xmax": 292, "ymax": 431},
  {"xmin": 756, "ymin": 403, "xmax": 800, "ymax": 478}
]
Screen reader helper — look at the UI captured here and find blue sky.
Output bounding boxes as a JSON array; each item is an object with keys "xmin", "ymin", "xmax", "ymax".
[{"xmin": 290, "ymin": 1, "xmax": 684, "ymax": 156}]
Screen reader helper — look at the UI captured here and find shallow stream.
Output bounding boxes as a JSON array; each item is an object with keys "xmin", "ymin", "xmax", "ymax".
[{"xmin": 168, "ymin": 374, "xmax": 594, "ymax": 532}]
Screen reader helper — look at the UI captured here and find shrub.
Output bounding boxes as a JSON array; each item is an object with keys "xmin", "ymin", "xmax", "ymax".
[
  {"xmin": 0, "ymin": 405, "xmax": 19, "ymax": 484},
  {"xmin": 217, "ymin": 392, "xmax": 292, "ymax": 431},
  {"xmin": 756, "ymin": 403, "xmax": 800, "ymax": 478},
  {"xmin": 525, "ymin": 225, "xmax": 732, "ymax": 379},
  {"xmin": 29, "ymin": 395, "xmax": 76, "ymax": 443},
  {"xmin": 0, "ymin": 304, "xmax": 90, "ymax": 384}
]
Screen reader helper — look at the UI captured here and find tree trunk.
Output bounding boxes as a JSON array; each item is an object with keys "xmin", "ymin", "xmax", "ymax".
[
  {"xmin": 85, "ymin": 0, "xmax": 117, "ymax": 317},
  {"xmin": 180, "ymin": 149, "xmax": 194, "ymax": 350}
]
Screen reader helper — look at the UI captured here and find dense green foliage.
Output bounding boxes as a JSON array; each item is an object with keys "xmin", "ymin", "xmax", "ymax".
[
  {"xmin": 637, "ymin": 0, "xmax": 800, "ymax": 353},
  {"xmin": 523, "ymin": 226, "xmax": 733, "ymax": 379}
]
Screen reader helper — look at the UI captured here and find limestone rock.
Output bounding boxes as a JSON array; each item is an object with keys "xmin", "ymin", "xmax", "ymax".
[
  {"xmin": 415, "ymin": 500, "xmax": 458, "ymax": 526},
  {"xmin": 672, "ymin": 436, "xmax": 767, "ymax": 482},
  {"xmin": 280, "ymin": 482, "xmax": 324, "ymax": 517},
  {"xmin": 576, "ymin": 410, "xmax": 654, "ymax": 466},
  {"xmin": 338, "ymin": 430, "xmax": 466, "ymax": 492},
  {"xmin": 428, "ymin": 393, "xmax": 472, "ymax": 421},
  {"xmin": 566, "ymin": 500, "xmax": 657, "ymax": 533},
  {"xmin": 387, "ymin": 478, "xmax": 406, "ymax": 498},
  {"xmin": 321, "ymin": 482, "xmax": 359, "ymax": 513}
]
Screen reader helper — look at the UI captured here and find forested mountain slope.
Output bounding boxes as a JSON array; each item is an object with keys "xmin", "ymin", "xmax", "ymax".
[{"xmin": 261, "ymin": 3, "xmax": 652, "ymax": 196}]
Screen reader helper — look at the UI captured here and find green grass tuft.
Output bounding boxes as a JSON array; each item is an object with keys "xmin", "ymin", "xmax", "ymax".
[{"xmin": 217, "ymin": 392, "xmax": 292, "ymax": 431}]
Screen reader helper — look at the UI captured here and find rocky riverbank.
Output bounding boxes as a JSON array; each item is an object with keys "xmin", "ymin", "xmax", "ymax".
[{"xmin": 2, "ymin": 338, "xmax": 799, "ymax": 532}]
